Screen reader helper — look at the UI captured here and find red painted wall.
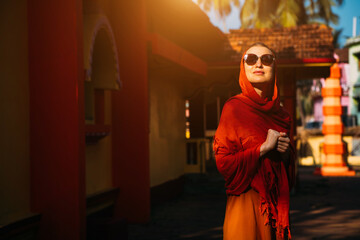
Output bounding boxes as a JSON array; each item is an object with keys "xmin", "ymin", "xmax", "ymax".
[
  {"xmin": 28, "ymin": 1, "xmax": 86, "ymax": 239},
  {"xmin": 108, "ymin": 0, "xmax": 151, "ymax": 222}
]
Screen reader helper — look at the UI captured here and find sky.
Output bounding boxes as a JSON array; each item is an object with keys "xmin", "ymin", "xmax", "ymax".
[
  {"xmin": 332, "ymin": 0, "xmax": 360, "ymax": 47},
  {"xmin": 193, "ymin": 0, "xmax": 360, "ymax": 48}
]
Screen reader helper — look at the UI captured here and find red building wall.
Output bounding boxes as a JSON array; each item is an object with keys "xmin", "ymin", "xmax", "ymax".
[
  {"xmin": 107, "ymin": 0, "xmax": 151, "ymax": 222},
  {"xmin": 28, "ymin": 0, "xmax": 86, "ymax": 239}
]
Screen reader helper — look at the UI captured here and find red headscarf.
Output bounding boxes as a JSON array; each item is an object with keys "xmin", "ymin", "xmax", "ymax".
[{"xmin": 214, "ymin": 50, "xmax": 295, "ymax": 239}]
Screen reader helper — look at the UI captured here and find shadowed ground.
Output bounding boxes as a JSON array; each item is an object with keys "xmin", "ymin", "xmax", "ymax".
[
  {"xmin": 290, "ymin": 166, "xmax": 360, "ymax": 240},
  {"xmin": 128, "ymin": 171, "xmax": 226, "ymax": 240},
  {"xmin": 128, "ymin": 166, "xmax": 360, "ymax": 240}
]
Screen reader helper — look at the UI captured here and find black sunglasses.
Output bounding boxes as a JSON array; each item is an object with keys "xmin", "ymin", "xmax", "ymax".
[{"xmin": 244, "ymin": 54, "xmax": 275, "ymax": 66}]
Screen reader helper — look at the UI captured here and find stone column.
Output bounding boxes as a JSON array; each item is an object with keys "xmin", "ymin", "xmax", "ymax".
[{"xmin": 320, "ymin": 63, "xmax": 355, "ymax": 176}]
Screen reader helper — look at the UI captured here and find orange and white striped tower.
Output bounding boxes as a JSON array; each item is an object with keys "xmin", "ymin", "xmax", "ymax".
[{"xmin": 321, "ymin": 63, "xmax": 355, "ymax": 176}]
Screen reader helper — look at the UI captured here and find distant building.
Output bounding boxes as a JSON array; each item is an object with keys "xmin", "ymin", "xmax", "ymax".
[{"xmin": 345, "ymin": 36, "xmax": 360, "ymax": 124}]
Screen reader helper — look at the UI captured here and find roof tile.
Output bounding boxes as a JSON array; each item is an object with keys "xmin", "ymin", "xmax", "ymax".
[{"xmin": 226, "ymin": 24, "xmax": 334, "ymax": 61}]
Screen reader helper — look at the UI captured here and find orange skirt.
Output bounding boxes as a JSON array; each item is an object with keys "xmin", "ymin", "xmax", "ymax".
[{"xmin": 223, "ymin": 189, "xmax": 278, "ymax": 240}]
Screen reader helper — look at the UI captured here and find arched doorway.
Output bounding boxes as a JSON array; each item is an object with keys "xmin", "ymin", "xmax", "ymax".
[{"xmin": 83, "ymin": 14, "xmax": 120, "ymax": 195}]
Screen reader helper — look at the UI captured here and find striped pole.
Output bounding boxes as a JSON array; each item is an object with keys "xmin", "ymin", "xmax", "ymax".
[{"xmin": 320, "ymin": 63, "xmax": 355, "ymax": 176}]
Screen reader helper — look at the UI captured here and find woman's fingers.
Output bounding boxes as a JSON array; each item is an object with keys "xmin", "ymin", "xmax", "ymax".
[
  {"xmin": 277, "ymin": 144, "xmax": 288, "ymax": 149},
  {"xmin": 278, "ymin": 136, "xmax": 290, "ymax": 143},
  {"xmin": 280, "ymin": 132, "xmax": 288, "ymax": 137},
  {"xmin": 278, "ymin": 140, "xmax": 289, "ymax": 147},
  {"xmin": 277, "ymin": 144, "xmax": 289, "ymax": 150},
  {"xmin": 277, "ymin": 148, "xmax": 287, "ymax": 153},
  {"xmin": 277, "ymin": 135, "xmax": 290, "ymax": 153},
  {"xmin": 277, "ymin": 145, "xmax": 288, "ymax": 152},
  {"xmin": 277, "ymin": 133, "xmax": 291, "ymax": 155}
]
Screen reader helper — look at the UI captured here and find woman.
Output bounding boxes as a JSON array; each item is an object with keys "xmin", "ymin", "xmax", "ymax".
[{"xmin": 214, "ymin": 43, "xmax": 295, "ymax": 240}]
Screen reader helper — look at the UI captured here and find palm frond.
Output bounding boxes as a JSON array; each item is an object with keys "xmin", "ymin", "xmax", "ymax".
[
  {"xmin": 333, "ymin": 28, "xmax": 343, "ymax": 48},
  {"xmin": 198, "ymin": 0, "xmax": 240, "ymax": 20},
  {"xmin": 240, "ymin": 0, "xmax": 257, "ymax": 28}
]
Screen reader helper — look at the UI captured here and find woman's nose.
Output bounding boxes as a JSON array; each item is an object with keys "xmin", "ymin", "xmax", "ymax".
[{"xmin": 255, "ymin": 58, "xmax": 262, "ymax": 67}]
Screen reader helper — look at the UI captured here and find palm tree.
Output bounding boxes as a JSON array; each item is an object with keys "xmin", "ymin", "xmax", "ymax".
[
  {"xmin": 197, "ymin": 0, "xmax": 343, "ymax": 29},
  {"xmin": 196, "ymin": 0, "xmax": 240, "ymax": 31},
  {"xmin": 240, "ymin": 0, "xmax": 302, "ymax": 28},
  {"xmin": 307, "ymin": 0, "xmax": 344, "ymax": 26},
  {"xmin": 240, "ymin": 0, "xmax": 344, "ymax": 28}
]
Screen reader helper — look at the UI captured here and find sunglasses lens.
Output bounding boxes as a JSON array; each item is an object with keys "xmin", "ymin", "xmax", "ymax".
[
  {"xmin": 261, "ymin": 54, "xmax": 274, "ymax": 66},
  {"xmin": 244, "ymin": 54, "xmax": 258, "ymax": 65},
  {"xmin": 244, "ymin": 54, "xmax": 275, "ymax": 66}
]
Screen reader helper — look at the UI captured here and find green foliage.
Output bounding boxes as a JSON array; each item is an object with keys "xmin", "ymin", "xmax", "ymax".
[
  {"xmin": 197, "ymin": 0, "xmax": 343, "ymax": 29},
  {"xmin": 307, "ymin": 0, "xmax": 340, "ymax": 26},
  {"xmin": 240, "ymin": 0, "xmax": 300, "ymax": 28},
  {"xmin": 276, "ymin": 0, "xmax": 300, "ymax": 27}
]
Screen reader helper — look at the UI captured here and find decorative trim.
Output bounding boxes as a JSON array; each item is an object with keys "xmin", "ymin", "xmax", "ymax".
[
  {"xmin": 84, "ymin": 14, "xmax": 121, "ymax": 88},
  {"xmin": 323, "ymin": 143, "xmax": 344, "ymax": 154},
  {"xmin": 322, "ymin": 124, "xmax": 344, "ymax": 134},
  {"xmin": 323, "ymin": 106, "xmax": 343, "ymax": 115},
  {"xmin": 321, "ymin": 166, "xmax": 355, "ymax": 176},
  {"xmin": 85, "ymin": 124, "xmax": 111, "ymax": 145},
  {"xmin": 322, "ymin": 87, "xmax": 342, "ymax": 97}
]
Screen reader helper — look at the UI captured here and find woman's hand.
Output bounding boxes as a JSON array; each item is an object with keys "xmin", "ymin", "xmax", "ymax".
[
  {"xmin": 277, "ymin": 132, "xmax": 290, "ymax": 153},
  {"xmin": 278, "ymin": 132, "xmax": 290, "ymax": 160},
  {"xmin": 260, "ymin": 129, "xmax": 280, "ymax": 157},
  {"xmin": 260, "ymin": 130, "xmax": 291, "ymax": 158}
]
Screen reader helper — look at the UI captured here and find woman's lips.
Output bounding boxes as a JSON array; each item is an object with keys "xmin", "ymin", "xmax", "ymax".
[{"xmin": 253, "ymin": 71, "xmax": 264, "ymax": 75}]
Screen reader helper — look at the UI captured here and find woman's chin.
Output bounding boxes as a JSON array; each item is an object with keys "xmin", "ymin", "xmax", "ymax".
[{"xmin": 249, "ymin": 78, "xmax": 272, "ymax": 84}]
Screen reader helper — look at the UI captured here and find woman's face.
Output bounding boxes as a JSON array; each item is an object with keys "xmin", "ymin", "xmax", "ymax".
[{"xmin": 244, "ymin": 46, "xmax": 275, "ymax": 84}]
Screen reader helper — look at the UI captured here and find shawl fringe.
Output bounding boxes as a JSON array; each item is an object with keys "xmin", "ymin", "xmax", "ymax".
[{"xmin": 260, "ymin": 199, "xmax": 292, "ymax": 239}]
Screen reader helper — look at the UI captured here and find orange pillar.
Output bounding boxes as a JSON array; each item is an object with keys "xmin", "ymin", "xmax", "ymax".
[{"xmin": 320, "ymin": 63, "xmax": 355, "ymax": 176}]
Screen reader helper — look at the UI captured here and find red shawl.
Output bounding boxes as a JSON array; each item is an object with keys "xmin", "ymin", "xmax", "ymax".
[{"xmin": 214, "ymin": 52, "xmax": 295, "ymax": 239}]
